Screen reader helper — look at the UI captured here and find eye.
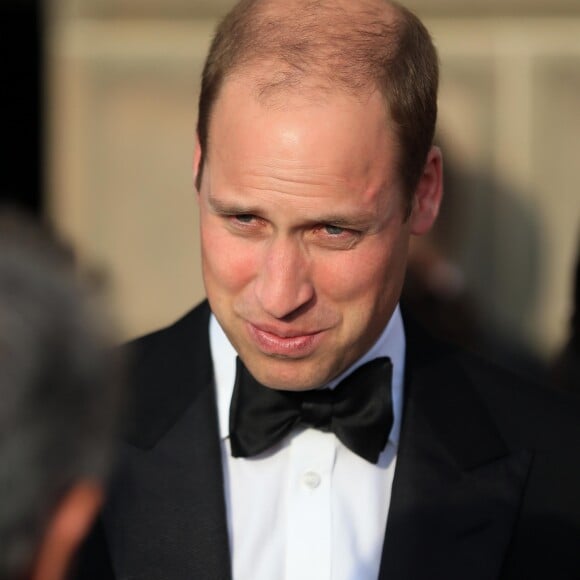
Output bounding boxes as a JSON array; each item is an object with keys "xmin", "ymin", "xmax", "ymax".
[
  {"xmin": 319, "ymin": 223, "xmax": 355, "ymax": 237},
  {"xmin": 312, "ymin": 223, "xmax": 361, "ymax": 249},
  {"xmin": 225, "ymin": 213, "xmax": 267, "ymax": 237},
  {"xmin": 233, "ymin": 214, "xmax": 257, "ymax": 224},
  {"xmin": 323, "ymin": 224, "xmax": 345, "ymax": 236},
  {"xmin": 228, "ymin": 213, "xmax": 263, "ymax": 229}
]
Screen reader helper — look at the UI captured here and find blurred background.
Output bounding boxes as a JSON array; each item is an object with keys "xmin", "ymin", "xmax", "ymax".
[{"xmin": 2, "ymin": 0, "xmax": 579, "ymax": 368}]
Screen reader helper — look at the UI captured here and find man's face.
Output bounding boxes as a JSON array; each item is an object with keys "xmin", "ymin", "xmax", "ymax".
[{"xmin": 197, "ymin": 78, "xmax": 431, "ymax": 390}]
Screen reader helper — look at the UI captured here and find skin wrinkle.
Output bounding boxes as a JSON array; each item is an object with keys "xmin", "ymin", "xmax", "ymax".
[
  {"xmin": 205, "ymin": 167, "xmax": 398, "ymax": 233},
  {"xmin": 205, "ymin": 173, "xmax": 398, "ymax": 228},
  {"xmin": 209, "ymin": 197, "xmax": 379, "ymax": 233}
]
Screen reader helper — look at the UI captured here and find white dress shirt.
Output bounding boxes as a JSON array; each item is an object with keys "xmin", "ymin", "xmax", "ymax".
[{"xmin": 209, "ymin": 306, "xmax": 406, "ymax": 580}]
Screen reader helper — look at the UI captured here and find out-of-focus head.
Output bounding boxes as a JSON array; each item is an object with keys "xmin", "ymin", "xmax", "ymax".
[
  {"xmin": 0, "ymin": 210, "xmax": 121, "ymax": 580},
  {"xmin": 196, "ymin": 0, "xmax": 439, "ymax": 210}
]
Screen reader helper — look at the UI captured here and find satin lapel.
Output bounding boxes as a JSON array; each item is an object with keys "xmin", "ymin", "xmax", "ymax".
[
  {"xmin": 104, "ymin": 302, "xmax": 232, "ymax": 580},
  {"xmin": 379, "ymin": 326, "xmax": 532, "ymax": 580}
]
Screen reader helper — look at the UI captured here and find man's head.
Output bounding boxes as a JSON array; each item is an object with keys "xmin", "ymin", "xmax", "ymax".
[
  {"xmin": 0, "ymin": 211, "xmax": 121, "ymax": 580},
  {"xmin": 194, "ymin": 0, "xmax": 443, "ymax": 391},
  {"xmin": 196, "ymin": 0, "xmax": 439, "ymax": 209}
]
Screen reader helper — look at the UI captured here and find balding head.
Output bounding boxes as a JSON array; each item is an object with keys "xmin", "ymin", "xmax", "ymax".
[{"xmin": 196, "ymin": 0, "xmax": 438, "ymax": 211}]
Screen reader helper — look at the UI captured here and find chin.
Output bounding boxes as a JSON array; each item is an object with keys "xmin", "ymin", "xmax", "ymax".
[{"xmin": 243, "ymin": 353, "xmax": 338, "ymax": 392}]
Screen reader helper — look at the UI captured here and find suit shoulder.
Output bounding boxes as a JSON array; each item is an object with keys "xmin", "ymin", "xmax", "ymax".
[
  {"xmin": 120, "ymin": 300, "xmax": 213, "ymax": 449},
  {"xmin": 404, "ymin": 313, "xmax": 580, "ymax": 450},
  {"xmin": 127, "ymin": 300, "xmax": 211, "ymax": 362},
  {"xmin": 455, "ymin": 348, "xmax": 580, "ymax": 450}
]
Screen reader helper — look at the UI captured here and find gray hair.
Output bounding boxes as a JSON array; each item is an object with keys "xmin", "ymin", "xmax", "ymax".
[{"xmin": 0, "ymin": 210, "xmax": 122, "ymax": 579}]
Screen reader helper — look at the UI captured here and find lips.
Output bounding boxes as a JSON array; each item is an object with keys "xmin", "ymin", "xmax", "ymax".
[{"xmin": 246, "ymin": 322, "xmax": 325, "ymax": 357}]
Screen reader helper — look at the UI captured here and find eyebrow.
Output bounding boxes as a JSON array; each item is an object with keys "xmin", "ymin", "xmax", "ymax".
[
  {"xmin": 207, "ymin": 195, "xmax": 261, "ymax": 216},
  {"xmin": 309, "ymin": 214, "xmax": 376, "ymax": 229},
  {"xmin": 207, "ymin": 194, "xmax": 377, "ymax": 229}
]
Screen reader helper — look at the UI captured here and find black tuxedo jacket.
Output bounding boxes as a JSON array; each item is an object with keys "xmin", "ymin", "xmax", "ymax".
[{"xmin": 76, "ymin": 301, "xmax": 580, "ymax": 579}]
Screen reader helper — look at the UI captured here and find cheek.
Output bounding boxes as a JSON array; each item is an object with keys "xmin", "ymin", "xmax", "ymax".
[
  {"xmin": 201, "ymin": 225, "xmax": 259, "ymax": 292},
  {"xmin": 317, "ymin": 248, "xmax": 400, "ymax": 303}
]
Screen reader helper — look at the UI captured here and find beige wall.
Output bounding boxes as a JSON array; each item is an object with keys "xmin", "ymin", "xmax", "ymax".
[{"xmin": 47, "ymin": 1, "xmax": 580, "ymax": 357}]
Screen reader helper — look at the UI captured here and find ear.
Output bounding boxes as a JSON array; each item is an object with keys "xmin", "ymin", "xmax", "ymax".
[
  {"xmin": 31, "ymin": 481, "xmax": 103, "ymax": 580},
  {"xmin": 409, "ymin": 146, "xmax": 443, "ymax": 235},
  {"xmin": 193, "ymin": 133, "xmax": 203, "ymax": 193}
]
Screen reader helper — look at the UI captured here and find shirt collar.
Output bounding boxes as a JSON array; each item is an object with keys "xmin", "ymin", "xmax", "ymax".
[{"xmin": 209, "ymin": 305, "xmax": 406, "ymax": 447}]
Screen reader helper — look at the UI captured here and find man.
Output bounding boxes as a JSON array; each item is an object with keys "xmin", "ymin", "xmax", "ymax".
[
  {"xmin": 0, "ymin": 210, "xmax": 121, "ymax": 580},
  {"xmin": 553, "ymin": 241, "xmax": 580, "ymax": 393},
  {"xmin": 79, "ymin": 0, "xmax": 580, "ymax": 578}
]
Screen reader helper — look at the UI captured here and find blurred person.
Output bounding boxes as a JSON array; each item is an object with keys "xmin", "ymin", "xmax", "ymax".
[
  {"xmin": 552, "ymin": 238, "xmax": 580, "ymax": 393},
  {"xmin": 0, "ymin": 209, "xmax": 121, "ymax": 580},
  {"xmin": 78, "ymin": 1, "xmax": 580, "ymax": 579},
  {"xmin": 402, "ymin": 140, "xmax": 547, "ymax": 382}
]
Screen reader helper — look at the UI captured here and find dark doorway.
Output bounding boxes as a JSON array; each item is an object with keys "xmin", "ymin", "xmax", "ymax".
[{"xmin": 0, "ymin": 0, "xmax": 43, "ymax": 215}]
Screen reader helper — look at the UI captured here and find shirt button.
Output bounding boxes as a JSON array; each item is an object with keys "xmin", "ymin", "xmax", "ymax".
[{"xmin": 302, "ymin": 470, "xmax": 322, "ymax": 490}]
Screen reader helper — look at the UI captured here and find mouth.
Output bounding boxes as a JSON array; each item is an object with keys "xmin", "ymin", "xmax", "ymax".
[{"xmin": 246, "ymin": 322, "xmax": 325, "ymax": 358}]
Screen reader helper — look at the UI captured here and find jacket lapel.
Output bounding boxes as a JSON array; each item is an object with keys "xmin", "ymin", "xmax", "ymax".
[
  {"xmin": 103, "ymin": 302, "xmax": 232, "ymax": 580},
  {"xmin": 379, "ymin": 324, "xmax": 532, "ymax": 580},
  {"xmin": 101, "ymin": 303, "xmax": 533, "ymax": 580}
]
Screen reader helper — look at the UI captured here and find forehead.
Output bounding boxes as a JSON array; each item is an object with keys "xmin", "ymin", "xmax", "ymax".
[{"xmin": 206, "ymin": 75, "xmax": 400, "ymax": 194}]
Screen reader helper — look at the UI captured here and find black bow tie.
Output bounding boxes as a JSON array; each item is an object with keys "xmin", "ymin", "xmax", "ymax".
[{"xmin": 229, "ymin": 357, "xmax": 393, "ymax": 464}]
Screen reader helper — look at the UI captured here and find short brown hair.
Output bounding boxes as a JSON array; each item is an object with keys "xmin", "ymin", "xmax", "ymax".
[{"xmin": 196, "ymin": 0, "xmax": 438, "ymax": 210}]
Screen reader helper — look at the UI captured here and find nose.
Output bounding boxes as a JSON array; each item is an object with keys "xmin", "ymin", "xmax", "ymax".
[{"xmin": 254, "ymin": 236, "xmax": 314, "ymax": 319}]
